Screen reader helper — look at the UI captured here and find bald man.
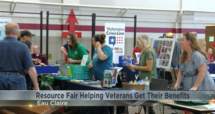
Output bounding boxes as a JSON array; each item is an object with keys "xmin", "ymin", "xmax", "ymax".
[
  {"xmin": 0, "ymin": 22, "xmax": 39, "ymax": 90},
  {"xmin": 32, "ymin": 45, "xmax": 48, "ymax": 65}
]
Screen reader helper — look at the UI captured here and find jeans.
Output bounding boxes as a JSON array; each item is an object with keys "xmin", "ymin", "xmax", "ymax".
[
  {"xmin": 25, "ymin": 73, "xmax": 33, "ymax": 90},
  {"xmin": 0, "ymin": 73, "xmax": 27, "ymax": 90}
]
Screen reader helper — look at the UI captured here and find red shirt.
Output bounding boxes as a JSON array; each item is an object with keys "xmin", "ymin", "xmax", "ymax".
[
  {"xmin": 212, "ymin": 42, "xmax": 215, "ymax": 47},
  {"xmin": 32, "ymin": 53, "xmax": 48, "ymax": 65},
  {"xmin": 132, "ymin": 48, "xmax": 141, "ymax": 55},
  {"xmin": 208, "ymin": 55, "xmax": 214, "ymax": 63},
  {"xmin": 65, "ymin": 50, "xmax": 68, "ymax": 61}
]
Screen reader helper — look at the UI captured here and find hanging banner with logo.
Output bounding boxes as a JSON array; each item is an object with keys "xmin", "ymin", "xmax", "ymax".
[
  {"xmin": 105, "ymin": 22, "xmax": 125, "ymax": 63},
  {"xmin": 0, "ymin": 18, "xmax": 11, "ymax": 41}
]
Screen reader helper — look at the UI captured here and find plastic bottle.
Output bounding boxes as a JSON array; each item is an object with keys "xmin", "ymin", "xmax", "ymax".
[
  {"xmin": 123, "ymin": 57, "xmax": 127, "ymax": 66},
  {"xmin": 144, "ymin": 77, "xmax": 150, "ymax": 91}
]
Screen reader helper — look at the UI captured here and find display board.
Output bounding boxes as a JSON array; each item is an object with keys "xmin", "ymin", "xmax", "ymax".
[
  {"xmin": 152, "ymin": 38, "xmax": 175, "ymax": 69},
  {"xmin": 105, "ymin": 22, "xmax": 125, "ymax": 63},
  {"xmin": 0, "ymin": 18, "xmax": 11, "ymax": 41}
]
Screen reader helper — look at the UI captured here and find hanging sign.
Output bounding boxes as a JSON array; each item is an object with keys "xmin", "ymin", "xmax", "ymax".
[{"xmin": 105, "ymin": 22, "xmax": 125, "ymax": 63}]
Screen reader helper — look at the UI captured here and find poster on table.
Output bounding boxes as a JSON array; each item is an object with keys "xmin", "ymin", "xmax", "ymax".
[
  {"xmin": 152, "ymin": 38, "xmax": 175, "ymax": 69},
  {"xmin": 105, "ymin": 22, "xmax": 125, "ymax": 64},
  {"xmin": 0, "ymin": 18, "xmax": 11, "ymax": 41}
]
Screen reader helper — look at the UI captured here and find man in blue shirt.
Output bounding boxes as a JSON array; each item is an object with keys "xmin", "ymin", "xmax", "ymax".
[{"xmin": 0, "ymin": 22, "xmax": 39, "ymax": 90}]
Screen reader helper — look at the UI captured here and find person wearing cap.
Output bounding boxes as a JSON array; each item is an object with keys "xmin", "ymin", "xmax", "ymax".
[
  {"xmin": 18, "ymin": 30, "xmax": 35, "ymax": 42},
  {"xmin": 166, "ymin": 32, "xmax": 182, "ymax": 68},
  {"xmin": 0, "ymin": 22, "xmax": 39, "ymax": 90}
]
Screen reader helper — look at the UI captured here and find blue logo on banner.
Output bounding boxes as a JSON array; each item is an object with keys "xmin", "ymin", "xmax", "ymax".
[
  {"xmin": 109, "ymin": 36, "xmax": 116, "ymax": 46},
  {"xmin": 0, "ymin": 31, "xmax": 1, "ymax": 36}
]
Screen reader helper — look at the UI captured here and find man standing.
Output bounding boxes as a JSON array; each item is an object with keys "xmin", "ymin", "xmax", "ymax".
[
  {"xmin": 32, "ymin": 45, "xmax": 48, "ymax": 65},
  {"xmin": 0, "ymin": 22, "xmax": 39, "ymax": 90}
]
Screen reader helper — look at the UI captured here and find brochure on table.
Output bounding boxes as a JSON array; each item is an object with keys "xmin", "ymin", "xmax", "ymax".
[{"xmin": 152, "ymin": 38, "xmax": 175, "ymax": 69}]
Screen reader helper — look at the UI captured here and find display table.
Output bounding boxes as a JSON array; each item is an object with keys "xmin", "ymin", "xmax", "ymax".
[
  {"xmin": 65, "ymin": 81, "xmax": 122, "ymax": 90},
  {"xmin": 159, "ymin": 100, "xmax": 215, "ymax": 114},
  {"xmin": 65, "ymin": 81, "xmax": 124, "ymax": 114}
]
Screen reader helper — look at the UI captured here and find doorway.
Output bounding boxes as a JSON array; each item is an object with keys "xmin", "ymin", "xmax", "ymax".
[{"xmin": 205, "ymin": 25, "xmax": 215, "ymax": 59}]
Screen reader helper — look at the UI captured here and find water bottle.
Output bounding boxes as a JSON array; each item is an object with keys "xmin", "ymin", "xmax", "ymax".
[
  {"xmin": 123, "ymin": 57, "xmax": 127, "ymax": 66},
  {"xmin": 144, "ymin": 77, "xmax": 150, "ymax": 91}
]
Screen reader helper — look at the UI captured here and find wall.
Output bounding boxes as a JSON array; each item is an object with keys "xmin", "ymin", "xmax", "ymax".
[{"xmin": 0, "ymin": 0, "xmax": 214, "ymax": 64}]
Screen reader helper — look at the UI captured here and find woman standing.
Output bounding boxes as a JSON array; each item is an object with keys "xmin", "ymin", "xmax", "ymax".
[
  {"xmin": 88, "ymin": 33, "xmax": 113, "ymax": 80},
  {"xmin": 174, "ymin": 32, "xmax": 215, "ymax": 91},
  {"xmin": 67, "ymin": 33, "xmax": 91, "ymax": 65},
  {"xmin": 127, "ymin": 34, "xmax": 157, "ymax": 81},
  {"xmin": 127, "ymin": 34, "xmax": 156, "ymax": 114}
]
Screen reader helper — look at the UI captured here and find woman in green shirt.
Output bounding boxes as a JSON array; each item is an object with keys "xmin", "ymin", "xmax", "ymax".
[
  {"xmin": 127, "ymin": 34, "xmax": 157, "ymax": 81},
  {"xmin": 127, "ymin": 34, "xmax": 156, "ymax": 114},
  {"xmin": 66, "ymin": 33, "xmax": 91, "ymax": 65}
]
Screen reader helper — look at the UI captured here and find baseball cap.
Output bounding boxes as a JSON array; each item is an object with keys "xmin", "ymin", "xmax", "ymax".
[{"xmin": 19, "ymin": 30, "xmax": 35, "ymax": 37}]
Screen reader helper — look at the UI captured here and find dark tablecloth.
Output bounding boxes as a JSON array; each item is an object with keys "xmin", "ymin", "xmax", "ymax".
[
  {"xmin": 120, "ymin": 66, "xmax": 139, "ymax": 82},
  {"xmin": 65, "ymin": 81, "xmax": 124, "ymax": 114},
  {"xmin": 65, "ymin": 81, "xmax": 122, "ymax": 90},
  {"xmin": 208, "ymin": 64, "xmax": 215, "ymax": 74}
]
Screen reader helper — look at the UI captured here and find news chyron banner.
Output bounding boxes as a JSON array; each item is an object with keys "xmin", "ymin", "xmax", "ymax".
[
  {"xmin": 105, "ymin": 22, "xmax": 125, "ymax": 64},
  {"xmin": 0, "ymin": 17, "xmax": 11, "ymax": 41},
  {"xmin": 0, "ymin": 91, "xmax": 214, "ymax": 106}
]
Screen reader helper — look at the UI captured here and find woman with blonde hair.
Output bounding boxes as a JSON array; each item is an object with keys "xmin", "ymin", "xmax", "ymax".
[
  {"xmin": 127, "ymin": 34, "xmax": 157, "ymax": 81},
  {"xmin": 128, "ymin": 34, "xmax": 156, "ymax": 114},
  {"xmin": 174, "ymin": 32, "xmax": 215, "ymax": 91}
]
